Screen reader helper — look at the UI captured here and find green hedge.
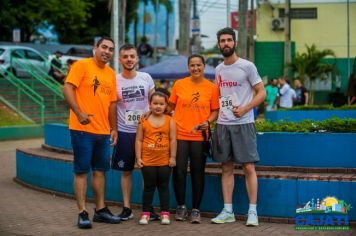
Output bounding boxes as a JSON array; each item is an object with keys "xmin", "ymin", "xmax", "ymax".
[
  {"xmin": 256, "ymin": 118, "xmax": 356, "ymax": 133},
  {"xmin": 279, "ymin": 104, "xmax": 356, "ymax": 111}
]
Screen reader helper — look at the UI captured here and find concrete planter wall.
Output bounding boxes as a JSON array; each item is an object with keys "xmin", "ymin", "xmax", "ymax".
[
  {"xmin": 257, "ymin": 132, "xmax": 356, "ymax": 168},
  {"xmin": 265, "ymin": 110, "xmax": 356, "ymax": 122},
  {"xmin": 0, "ymin": 125, "xmax": 43, "ymax": 140},
  {"xmin": 15, "ymin": 123, "xmax": 356, "ymax": 221}
]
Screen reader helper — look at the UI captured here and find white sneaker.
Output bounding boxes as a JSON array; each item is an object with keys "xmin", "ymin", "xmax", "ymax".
[
  {"xmin": 246, "ymin": 210, "xmax": 259, "ymax": 226},
  {"xmin": 139, "ymin": 212, "xmax": 150, "ymax": 225},
  {"xmin": 160, "ymin": 211, "xmax": 171, "ymax": 225},
  {"xmin": 211, "ymin": 208, "xmax": 236, "ymax": 224}
]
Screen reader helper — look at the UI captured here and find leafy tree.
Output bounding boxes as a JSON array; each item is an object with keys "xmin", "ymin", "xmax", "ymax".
[{"xmin": 0, "ymin": 0, "xmax": 93, "ymax": 43}]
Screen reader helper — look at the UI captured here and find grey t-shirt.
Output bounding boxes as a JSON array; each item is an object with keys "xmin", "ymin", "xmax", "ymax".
[
  {"xmin": 116, "ymin": 72, "xmax": 155, "ymax": 133},
  {"xmin": 215, "ymin": 58, "xmax": 262, "ymax": 125}
]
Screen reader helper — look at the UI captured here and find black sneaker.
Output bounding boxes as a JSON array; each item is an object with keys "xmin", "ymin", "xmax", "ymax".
[
  {"xmin": 175, "ymin": 205, "xmax": 188, "ymax": 221},
  {"xmin": 77, "ymin": 210, "xmax": 92, "ymax": 229},
  {"xmin": 93, "ymin": 207, "xmax": 121, "ymax": 224},
  {"xmin": 190, "ymin": 209, "xmax": 201, "ymax": 224},
  {"xmin": 118, "ymin": 207, "xmax": 134, "ymax": 221},
  {"xmin": 150, "ymin": 210, "xmax": 160, "ymax": 221}
]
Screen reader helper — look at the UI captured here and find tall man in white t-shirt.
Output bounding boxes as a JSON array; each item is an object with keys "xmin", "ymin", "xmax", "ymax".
[
  {"xmin": 211, "ymin": 27, "xmax": 266, "ymax": 226},
  {"xmin": 111, "ymin": 44, "xmax": 155, "ymax": 220}
]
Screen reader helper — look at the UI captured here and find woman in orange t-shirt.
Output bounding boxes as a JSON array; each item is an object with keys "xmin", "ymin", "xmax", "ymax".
[
  {"xmin": 168, "ymin": 54, "xmax": 219, "ymax": 223},
  {"xmin": 135, "ymin": 92, "xmax": 177, "ymax": 225}
]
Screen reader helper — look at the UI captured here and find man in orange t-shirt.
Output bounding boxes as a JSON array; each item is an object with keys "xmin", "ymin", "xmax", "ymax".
[{"xmin": 63, "ymin": 37, "xmax": 120, "ymax": 229}]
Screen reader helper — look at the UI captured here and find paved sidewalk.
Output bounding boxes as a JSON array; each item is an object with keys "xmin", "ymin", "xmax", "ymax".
[{"xmin": 0, "ymin": 139, "xmax": 354, "ymax": 236}]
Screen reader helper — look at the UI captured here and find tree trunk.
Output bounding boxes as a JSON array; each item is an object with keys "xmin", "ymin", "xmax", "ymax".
[
  {"xmin": 166, "ymin": 11, "xmax": 169, "ymax": 49},
  {"xmin": 134, "ymin": 16, "xmax": 138, "ymax": 46}
]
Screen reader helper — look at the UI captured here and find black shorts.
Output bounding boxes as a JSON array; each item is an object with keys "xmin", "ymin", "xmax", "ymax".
[{"xmin": 111, "ymin": 131, "xmax": 136, "ymax": 171}]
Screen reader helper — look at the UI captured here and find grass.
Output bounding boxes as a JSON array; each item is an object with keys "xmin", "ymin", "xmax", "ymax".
[{"xmin": 0, "ymin": 102, "xmax": 34, "ymax": 127}]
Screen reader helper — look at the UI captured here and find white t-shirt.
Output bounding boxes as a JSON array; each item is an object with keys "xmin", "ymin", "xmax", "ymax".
[
  {"xmin": 279, "ymin": 83, "xmax": 296, "ymax": 108},
  {"xmin": 116, "ymin": 72, "xmax": 155, "ymax": 133},
  {"xmin": 215, "ymin": 58, "xmax": 262, "ymax": 125}
]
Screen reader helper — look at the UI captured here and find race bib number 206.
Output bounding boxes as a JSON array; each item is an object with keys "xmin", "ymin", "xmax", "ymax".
[{"xmin": 125, "ymin": 110, "xmax": 143, "ymax": 126}]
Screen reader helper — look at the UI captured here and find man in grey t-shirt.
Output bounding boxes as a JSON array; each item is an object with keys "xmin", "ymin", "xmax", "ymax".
[{"xmin": 211, "ymin": 27, "xmax": 266, "ymax": 226}]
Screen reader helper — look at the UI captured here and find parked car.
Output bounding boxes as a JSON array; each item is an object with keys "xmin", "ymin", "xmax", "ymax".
[
  {"xmin": 47, "ymin": 46, "xmax": 93, "ymax": 71},
  {"xmin": 205, "ymin": 54, "xmax": 224, "ymax": 67},
  {"xmin": 0, "ymin": 45, "xmax": 50, "ymax": 77},
  {"xmin": 61, "ymin": 46, "xmax": 93, "ymax": 63}
]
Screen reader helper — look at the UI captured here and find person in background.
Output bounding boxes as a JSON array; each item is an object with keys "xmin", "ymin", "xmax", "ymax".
[
  {"xmin": 293, "ymin": 79, "xmax": 309, "ymax": 106},
  {"xmin": 62, "ymin": 37, "xmax": 121, "ymax": 229},
  {"xmin": 211, "ymin": 27, "xmax": 265, "ymax": 226},
  {"xmin": 264, "ymin": 78, "xmax": 279, "ymax": 111},
  {"xmin": 156, "ymin": 79, "xmax": 171, "ymax": 97},
  {"xmin": 138, "ymin": 36, "xmax": 153, "ymax": 68},
  {"xmin": 136, "ymin": 92, "xmax": 177, "ymax": 225},
  {"xmin": 49, "ymin": 50, "xmax": 65, "ymax": 83},
  {"xmin": 346, "ymin": 57, "xmax": 356, "ymax": 105},
  {"xmin": 329, "ymin": 88, "xmax": 347, "ymax": 107},
  {"xmin": 111, "ymin": 44, "xmax": 156, "ymax": 221},
  {"xmin": 169, "ymin": 54, "xmax": 219, "ymax": 224},
  {"xmin": 277, "ymin": 77, "xmax": 296, "ymax": 109}
]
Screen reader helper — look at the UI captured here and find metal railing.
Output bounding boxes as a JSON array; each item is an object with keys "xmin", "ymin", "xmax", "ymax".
[
  {"xmin": 9, "ymin": 56, "xmax": 64, "ymax": 111},
  {"xmin": 0, "ymin": 69, "xmax": 45, "ymax": 125}
]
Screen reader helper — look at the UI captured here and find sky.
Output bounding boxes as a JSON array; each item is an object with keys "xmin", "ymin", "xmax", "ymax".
[{"xmin": 174, "ymin": 0, "xmax": 240, "ymax": 50}]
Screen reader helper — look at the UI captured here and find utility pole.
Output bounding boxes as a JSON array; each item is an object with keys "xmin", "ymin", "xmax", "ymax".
[
  {"xmin": 347, "ymin": 0, "xmax": 350, "ymax": 76},
  {"xmin": 238, "ymin": 0, "xmax": 248, "ymax": 58},
  {"xmin": 178, "ymin": 0, "xmax": 191, "ymax": 56},
  {"xmin": 191, "ymin": 0, "xmax": 201, "ymax": 54},
  {"xmin": 249, "ymin": 0, "xmax": 255, "ymax": 62},
  {"xmin": 119, "ymin": 0, "xmax": 126, "ymax": 46},
  {"xmin": 227, "ymin": 0, "xmax": 231, "ymax": 27},
  {"xmin": 111, "ymin": 0, "xmax": 119, "ymax": 73},
  {"xmin": 154, "ymin": 0, "xmax": 159, "ymax": 62},
  {"xmin": 284, "ymin": 0, "xmax": 291, "ymax": 76}
]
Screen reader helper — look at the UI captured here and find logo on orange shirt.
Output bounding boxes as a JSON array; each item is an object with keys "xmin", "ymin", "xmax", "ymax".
[
  {"xmin": 191, "ymin": 92, "xmax": 200, "ymax": 104},
  {"xmin": 92, "ymin": 76, "xmax": 100, "ymax": 96}
]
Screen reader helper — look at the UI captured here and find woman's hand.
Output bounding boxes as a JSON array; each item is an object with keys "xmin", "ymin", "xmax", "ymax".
[
  {"xmin": 169, "ymin": 157, "xmax": 176, "ymax": 167},
  {"xmin": 192, "ymin": 120, "xmax": 209, "ymax": 133}
]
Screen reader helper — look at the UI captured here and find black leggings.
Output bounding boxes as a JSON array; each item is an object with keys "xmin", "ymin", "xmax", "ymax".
[
  {"xmin": 173, "ymin": 140, "xmax": 207, "ymax": 209},
  {"xmin": 141, "ymin": 166, "xmax": 171, "ymax": 212}
]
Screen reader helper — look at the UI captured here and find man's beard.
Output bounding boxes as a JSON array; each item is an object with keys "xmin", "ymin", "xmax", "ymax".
[
  {"xmin": 220, "ymin": 46, "xmax": 235, "ymax": 57},
  {"xmin": 122, "ymin": 63, "xmax": 137, "ymax": 71}
]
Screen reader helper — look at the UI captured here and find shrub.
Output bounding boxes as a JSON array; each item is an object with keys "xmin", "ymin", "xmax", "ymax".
[{"xmin": 255, "ymin": 118, "xmax": 356, "ymax": 133}]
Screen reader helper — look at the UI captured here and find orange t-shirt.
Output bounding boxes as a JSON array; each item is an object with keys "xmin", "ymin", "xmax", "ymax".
[
  {"xmin": 66, "ymin": 58, "xmax": 117, "ymax": 135},
  {"xmin": 141, "ymin": 115, "xmax": 171, "ymax": 166},
  {"xmin": 169, "ymin": 77, "xmax": 219, "ymax": 141}
]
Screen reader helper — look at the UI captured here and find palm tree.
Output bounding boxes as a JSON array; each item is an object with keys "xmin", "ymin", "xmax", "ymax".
[
  {"xmin": 159, "ymin": 0, "xmax": 173, "ymax": 48},
  {"xmin": 289, "ymin": 44, "xmax": 336, "ymax": 103},
  {"xmin": 289, "ymin": 44, "xmax": 336, "ymax": 81}
]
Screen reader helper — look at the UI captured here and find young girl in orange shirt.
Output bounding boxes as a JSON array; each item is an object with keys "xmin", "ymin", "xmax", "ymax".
[{"xmin": 135, "ymin": 92, "xmax": 177, "ymax": 225}]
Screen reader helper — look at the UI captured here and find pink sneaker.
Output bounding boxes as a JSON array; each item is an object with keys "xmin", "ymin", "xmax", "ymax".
[
  {"xmin": 139, "ymin": 212, "xmax": 150, "ymax": 225},
  {"xmin": 161, "ymin": 211, "xmax": 170, "ymax": 225}
]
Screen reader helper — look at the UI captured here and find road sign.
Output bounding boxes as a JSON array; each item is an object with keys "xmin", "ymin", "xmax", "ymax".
[
  {"xmin": 191, "ymin": 17, "xmax": 200, "ymax": 35},
  {"xmin": 13, "ymin": 28, "xmax": 21, "ymax": 43}
]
